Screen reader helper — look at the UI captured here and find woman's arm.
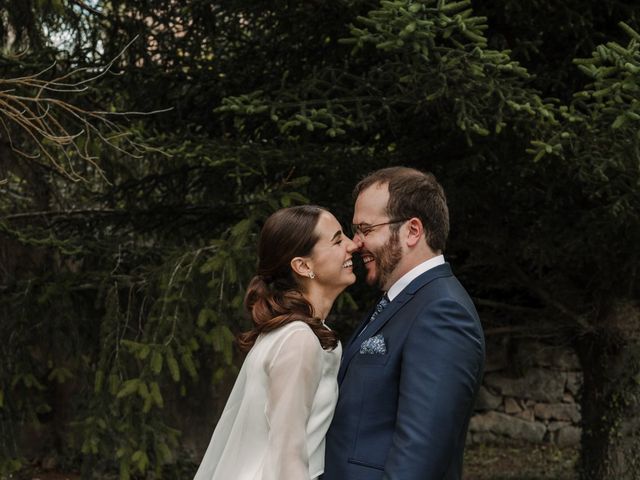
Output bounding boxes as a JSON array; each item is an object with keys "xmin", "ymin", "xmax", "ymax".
[{"xmin": 262, "ymin": 326, "xmax": 323, "ymax": 480}]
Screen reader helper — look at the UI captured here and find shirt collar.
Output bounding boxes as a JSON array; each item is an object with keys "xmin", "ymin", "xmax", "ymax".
[{"xmin": 386, "ymin": 254, "xmax": 445, "ymax": 301}]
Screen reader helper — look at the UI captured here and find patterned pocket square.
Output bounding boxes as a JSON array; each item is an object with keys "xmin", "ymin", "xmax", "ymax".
[{"xmin": 359, "ymin": 334, "xmax": 387, "ymax": 355}]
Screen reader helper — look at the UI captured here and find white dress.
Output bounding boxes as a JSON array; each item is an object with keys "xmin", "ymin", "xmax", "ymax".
[{"xmin": 193, "ymin": 321, "xmax": 341, "ymax": 480}]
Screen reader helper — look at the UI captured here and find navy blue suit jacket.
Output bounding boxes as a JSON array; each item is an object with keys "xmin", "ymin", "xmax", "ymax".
[{"xmin": 324, "ymin": 263, "xmax": 485, "ymax": 480}]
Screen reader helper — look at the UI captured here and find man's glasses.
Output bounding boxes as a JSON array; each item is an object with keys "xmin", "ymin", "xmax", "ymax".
[{"xmin": 351, "ymin": 219, "xmax": 408, "ymax": 238}]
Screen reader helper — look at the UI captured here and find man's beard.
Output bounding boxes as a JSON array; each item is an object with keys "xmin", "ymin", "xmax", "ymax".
[{"xmin": 374, "ymin": 230, "xmax": 403, "ymax": 290}]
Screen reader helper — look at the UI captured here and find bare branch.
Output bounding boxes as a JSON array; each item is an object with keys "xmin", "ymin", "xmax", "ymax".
[
  {"xmin": 474, "ymin": 298, "xmax": 544, "ymax": 314},
  {"xmin": 0, "ymin": 38, "xmax": 171, "ymax": 183}
]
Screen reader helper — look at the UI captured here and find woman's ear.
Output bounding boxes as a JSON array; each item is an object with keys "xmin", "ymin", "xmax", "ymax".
[
  {"xmin": 405, "ymin": 217, "xmax": 424, "ymax": 247},
  {"xmin": 290, "ymin": 256, "xmax": 313, "ymax": 278}
]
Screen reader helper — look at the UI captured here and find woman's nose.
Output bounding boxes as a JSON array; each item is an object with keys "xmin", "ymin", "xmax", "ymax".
[{"xmin": 347, "ymin": 236, "xmax": 361, "ymax": 252}]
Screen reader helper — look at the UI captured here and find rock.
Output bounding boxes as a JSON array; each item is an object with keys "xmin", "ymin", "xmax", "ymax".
[
  {"xmin": 556, "ymin": 425, "xmax": 581, "ymax": 446},
  {"xmin": 515, "ymin": 408, "xmax": 535, "ymax": 422},
  {"xmin": 504, "ymin": 397, "xmax": 522, "ymax": 414},
  {"xmin": 534, "ymin": 403, "xmax": 581, "ymax": 423},
  {"xmin": 548, "ymin": 421, "xmax": 571, "ymax": 432},
  {"xmin": 470, "ymin": 411, "xmax": 546, "ymax": 443},
  {"xmin": 513, "ymin": 341, "xmax": 554, "ymax": 368},
  {"xmin": 553, "ymin": 350, "xmax": 581, "ymax": 370},
  {"xmin": 484, "ymin": 369, "xmax": 566, "ymax": 403},
  {"xmin": 562, "ymin": 392, "xmax": 575, "ymax": 403},
  {"xmin": 565, "ymin": 372, "xmax": 583, "ymax": 396},
  {"xmin": 471, "ymin": 432, "xmax": 503, "ymax": 444},
  {"xmin": 475, "ymin": 385, "xmax": 503, "ymax": 411},
  {"xmin": 469, "ymin": 413, "xmax": 492, "ymax": 432}
]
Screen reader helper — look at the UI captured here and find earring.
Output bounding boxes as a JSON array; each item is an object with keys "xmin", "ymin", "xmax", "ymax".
[{"xmin": 308, "ymin": 271, "xmax": 315, "ymax": 279}]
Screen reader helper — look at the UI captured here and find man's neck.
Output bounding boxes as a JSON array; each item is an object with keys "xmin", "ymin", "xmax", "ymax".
[{"xmin": 383, "ymin": 248, "xmax": 439, "ymax": 291}]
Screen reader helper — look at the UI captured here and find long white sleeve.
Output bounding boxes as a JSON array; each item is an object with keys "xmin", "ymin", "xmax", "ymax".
[
  {"xmin": 192, "ymin": 321, "xmax": 339, "ymax": 480},
  {"xmin": 261, "ymin": 327, "xmax": 324, "ymax": 480}
]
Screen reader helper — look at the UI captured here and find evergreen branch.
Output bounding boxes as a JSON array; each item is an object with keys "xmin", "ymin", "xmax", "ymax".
[{"xmin": 483, "ymin": 325, "xmax": 569, "ymax": 339}]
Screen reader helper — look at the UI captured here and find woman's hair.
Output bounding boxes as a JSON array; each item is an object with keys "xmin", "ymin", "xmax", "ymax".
[{"xmin": 237, "ymin": 205, "xmax": 339, "ymax": 352}]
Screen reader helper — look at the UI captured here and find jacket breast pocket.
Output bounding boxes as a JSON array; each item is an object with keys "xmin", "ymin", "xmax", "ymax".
[
  {"xmin": 347, "ymin": 457, "xmax": 384, "ymax": 470},
  {"xmin": 354, "ymin": 352, "xmax": 390, "ymax": 366}
]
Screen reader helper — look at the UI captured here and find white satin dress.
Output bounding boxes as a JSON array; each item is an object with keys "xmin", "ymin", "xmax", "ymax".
[{"xmin": 193, "ymin": 321, "xmax": 341, "ymax": 480}]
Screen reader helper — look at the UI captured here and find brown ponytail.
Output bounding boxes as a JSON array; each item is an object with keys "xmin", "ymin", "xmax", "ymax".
[{"xmin": 237, "ymin": 206, "xmax": 339, "ymax": 353}]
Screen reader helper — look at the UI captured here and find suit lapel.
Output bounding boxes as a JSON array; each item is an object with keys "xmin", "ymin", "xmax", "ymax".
[
  {"xmin": 338, "ymin": 291, "xmax": 411, "ymax": 384},
  {"xmin": 338, "ymin": 263, "xmax": 453, "ymax": 385},
  {"xmin": 343, "ymin": 308, "xmax": 373, "ymax": 351}
]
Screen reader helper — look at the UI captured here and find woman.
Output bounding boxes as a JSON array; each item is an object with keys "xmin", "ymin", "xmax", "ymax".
[{"xmin": 194, "ymin": 205, "xmax": 357, "ymax": 480}]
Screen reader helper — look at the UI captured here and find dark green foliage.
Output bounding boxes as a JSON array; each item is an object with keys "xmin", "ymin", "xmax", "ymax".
[
  {"xmin": 0, "ymin": 143, "xmax": 315, "ymax": 478},
  {"xmin": 476, "ymin": 0, "xmax": 640, "ymax": 99}
]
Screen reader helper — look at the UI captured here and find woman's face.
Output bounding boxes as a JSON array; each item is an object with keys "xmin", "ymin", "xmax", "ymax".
[{"xmin": 307, "ymin": 211, "xmax": 357, "ymax": 292}]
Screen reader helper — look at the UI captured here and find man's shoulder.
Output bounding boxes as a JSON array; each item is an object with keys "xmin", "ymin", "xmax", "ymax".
[
  {"xmin": 401, "ymin": 270, "xmax": 479, "ymax": 323},
  {"xmin": 405, "ymin": 262, "xmax": 453, "ymax": 291}
]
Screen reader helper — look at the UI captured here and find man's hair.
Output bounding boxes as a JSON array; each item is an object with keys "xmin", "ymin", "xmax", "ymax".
[{"xmin": 353, "ymin": 167, "xmax": 449, "ymax": 252}]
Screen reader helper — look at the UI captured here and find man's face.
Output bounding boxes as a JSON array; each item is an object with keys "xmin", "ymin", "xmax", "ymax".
[{"xmin": 352, "ymin": 183, "xmax": 404, "ymax": 290}]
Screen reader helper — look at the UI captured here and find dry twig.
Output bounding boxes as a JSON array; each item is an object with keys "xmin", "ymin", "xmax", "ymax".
[{"xmin": 0, "ymin": 37, "xmax": 171, "ymax": 183}]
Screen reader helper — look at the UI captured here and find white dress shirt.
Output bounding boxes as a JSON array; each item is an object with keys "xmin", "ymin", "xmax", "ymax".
[
  {"xmin": 193, "ymin": 321, "xmax": 341, "ymax": 480},
  {"xmin": 386, "ymin": 254, "xmax": 445, "ymax": 301}
]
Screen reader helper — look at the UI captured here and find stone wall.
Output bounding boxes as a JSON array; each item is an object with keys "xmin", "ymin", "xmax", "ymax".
[{"xmin": 469, "ymin": 338, "xmax": 583, "ymax": 446}]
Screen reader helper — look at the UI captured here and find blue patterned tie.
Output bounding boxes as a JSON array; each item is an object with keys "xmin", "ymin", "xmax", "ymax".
[{"xmin": 358, "ymin": 294, "xmax": 390, "ymax": 337}]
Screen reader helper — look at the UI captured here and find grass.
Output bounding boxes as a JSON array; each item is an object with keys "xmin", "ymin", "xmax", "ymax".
[
  {"xmin": 25, "ymin": 443, "xmax": 579, "ymax": 480},
  {"xmin": 464, "ymin": 443, "xmax": 579, "ymax": 480}
]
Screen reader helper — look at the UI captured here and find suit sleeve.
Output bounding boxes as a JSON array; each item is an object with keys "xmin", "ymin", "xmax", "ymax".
[
  {"xmin": 261, "ymin": 327, "xmax": 323, "ymax": 480},
  {"xmin": 384, "ymin": 298, "xmax": 484, "ymax": 480}
]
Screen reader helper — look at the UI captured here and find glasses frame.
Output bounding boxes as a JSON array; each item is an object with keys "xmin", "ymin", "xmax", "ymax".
[{"xmin": 351, "ymin": 219, "xmax": 408, "ymax": 238}]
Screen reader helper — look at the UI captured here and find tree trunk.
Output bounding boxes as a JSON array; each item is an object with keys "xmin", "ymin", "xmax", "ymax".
[{"xmin": 575, "ymin": 302, "xmax": 640, "ymax": 480}]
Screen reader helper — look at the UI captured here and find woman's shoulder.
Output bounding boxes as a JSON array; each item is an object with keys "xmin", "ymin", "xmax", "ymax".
[
  {"xmin": 263, "ymin": 321, "xmax": 322, "ymax": 352},
  {"xmin": 257, "ymin": 321, "xmax": 324, "ymax": 366},
  {"xmin": 269, "ymin": 320, "xmax": 316, "ymax": 342}
]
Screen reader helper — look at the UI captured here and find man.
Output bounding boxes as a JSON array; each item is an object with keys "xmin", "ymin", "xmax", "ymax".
[{"xmin": 324, "ymin": 167, "xmax": 485, "ymax": 480}]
